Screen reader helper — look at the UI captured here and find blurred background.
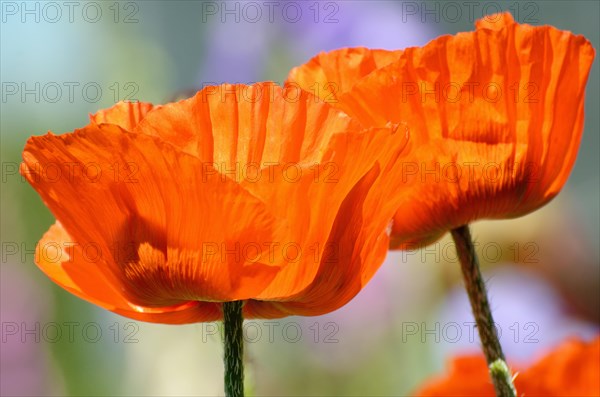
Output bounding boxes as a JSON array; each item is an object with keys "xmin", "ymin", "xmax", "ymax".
[{"xmin": 1, "ymin": 0, "xmax": 598, "ymax": 395}]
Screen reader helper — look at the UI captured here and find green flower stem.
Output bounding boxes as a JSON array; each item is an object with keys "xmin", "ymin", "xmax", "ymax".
[
  {"xmin": 450, "ymin": 225, "xmax": 517, "ymax": 397},
  {"xmin": 223, "ymin": 301, "xmax": 245, "ymax": 397}
]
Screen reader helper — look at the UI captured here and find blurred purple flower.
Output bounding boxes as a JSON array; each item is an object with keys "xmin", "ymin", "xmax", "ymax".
[
  {"xmin": 435, "ymin": 265, "xmax": 599, "ymax": 364},
  {"xmin": 197, "ymin": 1, "xmax": 437, "ymax": 85}
]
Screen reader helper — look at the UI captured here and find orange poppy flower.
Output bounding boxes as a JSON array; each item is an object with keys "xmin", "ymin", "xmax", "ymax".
[
  {"xmin": 287, "ymin": 13, "xmax": 595, "ymax": 248},
  {"xmin": 21, "ymin": 82, "xmax": 409, "ymax": 324},
  {"xmin": 414, "ymin": 336, "xmax": 600, "ymax": 396}
]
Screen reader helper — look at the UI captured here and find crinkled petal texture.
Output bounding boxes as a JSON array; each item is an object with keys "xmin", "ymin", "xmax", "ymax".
[
  {"xmin": 288, "ymin": 47, "xmax": 403, "ymax": 103},
  {"xmin": 21, "ymin": 82, "xmax": 409, "ymax": 323},
  {"xmin": 287, "ymin": 12, "xmax": 596, "ymax": 248},
  {"xmin": 414, "ymin": 336, "xmax": 600, "ymax": 396}
]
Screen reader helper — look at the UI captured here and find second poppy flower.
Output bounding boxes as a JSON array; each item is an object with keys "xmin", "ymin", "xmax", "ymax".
[{"xmin": 287, "ymin": 13, "xmax": 595, "ymax": 248}]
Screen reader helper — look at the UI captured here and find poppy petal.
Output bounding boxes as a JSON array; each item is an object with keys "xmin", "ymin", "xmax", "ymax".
[
  {"xmin": 90, "ymin": 101, "xmax": 156, "ymax": 131},
  {"xmin": 134, "ymin": 82, "xmax": 366, "ymax": 165},
  {"xmin": 414, "ymin": 337, "xmax": 600, "ymax": 396},
  {"xmin": 313, "ymin": 16, "xmax": 595, "ymax": 246},
  {"xmin": 245, "ymin": 164, "xmax": 384, "ymax": 317},
  {"xmin": 245, "ymin": 125, "xmax": 406, "ymax": 302},
  {"xmin": 475, "ymin": 12, "xmax": 516, "ymax": 30},
  {"xmin": 245, "ymin": 124, "xmax": 410, "ymax": 317},
  {"xmin": 287, "ymin": 48, "xmax": 402, "ymax": 103},
  {"xmin": 132, "ymin": 83, "xmax": 406, "ymax": 301},
  {"xmin": 21, "ymin": 123, "xmax": 282, "ymax": 307},
  {"xmin": 36, "ymin": 222, "xmax": 220, "ymax": 324},
  {"xmin": 518, "ymin": 337, "xmax": 600, "ymax": 396}
]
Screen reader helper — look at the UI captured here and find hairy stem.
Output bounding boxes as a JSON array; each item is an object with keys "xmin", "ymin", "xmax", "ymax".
[
  {"xmin": 223, "ymin": 301, "xmax": 244, "ymax": 397},
  {"xmin": 451, "ymin": 225, "xmax": 516, "ymax": 397}
]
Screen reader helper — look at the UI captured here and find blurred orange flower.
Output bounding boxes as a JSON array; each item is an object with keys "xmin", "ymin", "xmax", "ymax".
[
  {"xmin": 287, "ymin": 13, "xmax": 595, "ymax": 248},
  {"xmin": 414, "ymin": 336, "xmax": 600, "ymax": 396},
  {"xmin": 21, "ymin": 82, "xmax": 408, "ymax": 324}
]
